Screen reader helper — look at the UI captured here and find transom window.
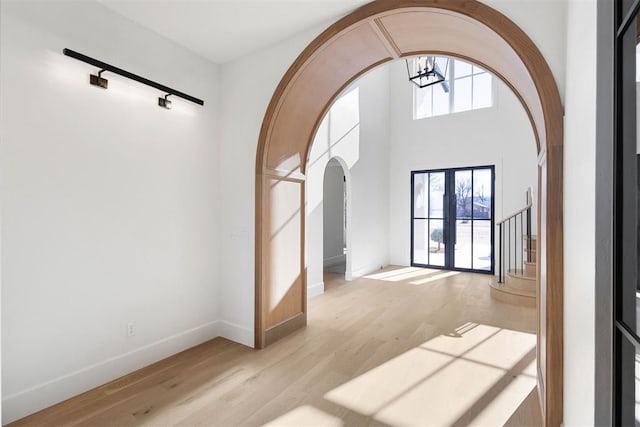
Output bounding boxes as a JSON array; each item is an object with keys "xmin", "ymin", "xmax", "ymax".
[{"xmin": 413, "ymin": 57, "xmax": 494, "ymax": 120}]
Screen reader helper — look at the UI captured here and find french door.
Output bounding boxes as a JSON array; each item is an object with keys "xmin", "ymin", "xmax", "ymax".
[{"xmin": 411, "ymin": 165, "xmax": 494, "ymax": 273}]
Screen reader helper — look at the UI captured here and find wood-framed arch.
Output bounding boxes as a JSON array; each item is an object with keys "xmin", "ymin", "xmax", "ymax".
[{"xmin": 255, "ymin": 1, "xmax": 563, "ymax": 425}]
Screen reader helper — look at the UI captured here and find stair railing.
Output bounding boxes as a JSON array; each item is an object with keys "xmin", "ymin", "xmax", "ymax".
[{"xmin": 497, "ymin": 190, "xmax": 533, "ymax": 283}]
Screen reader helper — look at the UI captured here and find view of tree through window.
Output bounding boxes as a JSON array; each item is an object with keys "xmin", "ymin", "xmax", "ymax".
[
  {"xmin": 414, "ymin": 57, "xmax": 493, "ymax": 120},
  {"xmin": 412, "ymin": 166, "xmax": 493, "ymax": 272}
]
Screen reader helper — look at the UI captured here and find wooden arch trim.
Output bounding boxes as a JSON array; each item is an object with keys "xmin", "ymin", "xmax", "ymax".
[{"xmin": 255, "ymin": 1, "xmax": 563, "ymax": 425}]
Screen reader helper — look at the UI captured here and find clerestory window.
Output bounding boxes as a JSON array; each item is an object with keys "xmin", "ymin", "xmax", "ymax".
[{"xmin": 413, "ymin": 57, "xmax": 494, "ymax": 120}]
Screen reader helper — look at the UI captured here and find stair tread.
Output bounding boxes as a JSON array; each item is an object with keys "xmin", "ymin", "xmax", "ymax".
[
  {"xmin": 490, "ymin": 287, "xmax": 536, "ymax": 308},
  {"xmin": 489, "ymin": 280, "xmax": 536, "ymax": 298},
  {"xmin": 507, "ymin": 269, "xmax": 536, "ymax": 279},
  {"xmin": 524, "ymin": 262, "xmax": 536, "ymax": 276}
]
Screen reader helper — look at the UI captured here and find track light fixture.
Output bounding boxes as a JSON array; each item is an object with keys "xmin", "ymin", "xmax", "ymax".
[
  {"xmin": 158, "ymin": 94, "xmax": 172, "ymax": 110},
  {"xmin": 63, "ymin": 48, "xmax": 204, "ymax": 108}
]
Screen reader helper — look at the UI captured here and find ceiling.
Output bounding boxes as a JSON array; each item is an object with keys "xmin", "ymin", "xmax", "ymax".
[{"xmin": 98, "ymin": 0, "xmax": 372, "ymax": 64}]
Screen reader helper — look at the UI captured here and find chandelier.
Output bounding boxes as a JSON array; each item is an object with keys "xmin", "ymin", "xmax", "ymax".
[{"xmin": 406, "ymin": 56, "xmax": 450, "ymax": 90}]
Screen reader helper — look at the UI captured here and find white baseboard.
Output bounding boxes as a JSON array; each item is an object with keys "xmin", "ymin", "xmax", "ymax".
[
  {"xmin": 215, "ymin": 320, "xmax": 254, "ymax": 348},
  {"xmin": 352, "ymin": 262, "xmax": 386, "ymax": 278},
  {"xmin": 2, "ymin": 320, "xmax": 252, "ymax": 424},
  {"xmin": 323, "ymin": 254, "xmax": 346, "ymax": 268},
  {"xmin": 307, "ymin": 281, "xmax": 325, "ymax": 298}
]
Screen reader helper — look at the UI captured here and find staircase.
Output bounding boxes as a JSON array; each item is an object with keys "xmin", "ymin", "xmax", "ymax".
[{"xmin": 489, "ymin": 191, "xmax": 536, "ymax": 307}]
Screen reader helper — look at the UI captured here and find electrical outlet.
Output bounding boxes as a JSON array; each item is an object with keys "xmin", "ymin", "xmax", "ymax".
[{"xmin": 127, "ymin": 322, "xmax": 135, "ymax": 337}]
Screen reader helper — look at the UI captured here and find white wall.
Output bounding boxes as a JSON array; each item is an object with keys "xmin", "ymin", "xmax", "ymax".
[
  {"xmin": 350, "ymin": 66, "xmax": 391, "ymax": 277},
  {"xmin": 387, "ymin": 61, "xmax": 538, "ymax": 267},
  {"xmin": 563, "ymin": 0, "xmax": 596, "ymax": 424},
  {"xmin": 0, "ymin": 2, "xmax": 220, "ymax": 423},
  {"xmin": 306, "ymin": 116, "xmax": 334, "ymax": 296},
  {"xmin": 306, "ymin": 90, "xmax": 360, "ymax": 293},
  {"xmin": 217, "ymin": 24, "xmax": 328, "ymax": 344},
  {"xmin": 306, "ymin": 66, "xmax": 392, "ymax": 295}
]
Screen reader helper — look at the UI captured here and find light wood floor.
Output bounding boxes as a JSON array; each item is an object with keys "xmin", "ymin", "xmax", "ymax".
[{"xmin": 11, "ymin": 266, "xmax": 541, "ymax": 426}]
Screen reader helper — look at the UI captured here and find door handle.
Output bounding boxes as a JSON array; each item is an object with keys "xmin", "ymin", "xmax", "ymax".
[
  {"xmin": 443, "ymin": 193, "xmax": 448, "ymax": 245},
  {"xmin": 452, "ymin": 193, "xmax": 457, "ymax": 245}
]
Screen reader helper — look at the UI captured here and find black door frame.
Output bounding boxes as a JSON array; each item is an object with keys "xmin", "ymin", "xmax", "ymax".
[
  {"xmin": 611, "ymin": 0, "xmax": 640, "ymax": 424},
  {"xmin": 595, "ymin": 1, "xmax": 615, "ymax": 424},
  {"xmin": 410, "ymin": 164, "xmax": 495, "ymax": 274}
]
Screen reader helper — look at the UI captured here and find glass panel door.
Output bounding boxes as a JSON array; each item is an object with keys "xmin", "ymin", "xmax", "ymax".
[
  {"xmin": 472, "ymin": 168, "xmax": 493, "ymax": 271},
  {"xmin": 454, "ymin": 170, "xmax": 473, "ymax": 269},
  {"xmin": 428, "ymin": 172, "xmax": 446, "ymax": 267},
  {"xmin": 411, "ymin": 165, "xmax": 494, "ymax": 274}
]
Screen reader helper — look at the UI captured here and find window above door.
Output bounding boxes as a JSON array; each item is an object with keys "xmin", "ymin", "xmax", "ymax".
[{"xmin": 413, "ymin": 57, "xmax": 494, "ymax": 120}]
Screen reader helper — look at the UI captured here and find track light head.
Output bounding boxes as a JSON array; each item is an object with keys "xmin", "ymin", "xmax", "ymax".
[
  {"xmin": 90, "ymin": 70, "xmax": 108, "ymax": 89},
  {"xmin": 158, "ymin": 94, "xmax": 172, "ymax": 109}
]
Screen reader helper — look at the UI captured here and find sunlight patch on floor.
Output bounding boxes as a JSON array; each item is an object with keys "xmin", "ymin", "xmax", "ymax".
[
  {"xmin": 364, "ymin": 267, "xmax": 423, "ymax": 280},
  {"xmin": 323, "ymin": 322, "xmax": 536, "ymax": 426},
  {"xmin": 468, "ymin": 360, "xmax": 537, "ymax": 426},
  {"xmin": 410, "ymin": 270, "xmax": 459, "ymax": 285},
  {"xmin": 374, "ymin": 356, "xmax": 505, "ymax": 425},
  {"xmin": 462, "ymin": 328, "xmax": 536, "ymax": 370},
  {"xmin": 421, "ymin": 323, "xmax": 499, "ymax": 356},
  {"xmin": 262, "ymin": 405, "xmax": 343, "ymax": 427},
  {"xmin": 324, "ymin": 347, "xmax": 451, "ymax": 415},
  {"xmin": 375, "ymin": 268, "xmax": 441, "ymax": 282},
  {"xmin": 364, "ymin": 267, "xmax": 458, "ymax": 284}
]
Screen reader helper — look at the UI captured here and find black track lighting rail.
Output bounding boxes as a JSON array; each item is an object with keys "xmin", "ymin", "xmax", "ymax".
[{"xmin": 63, "ymin": 48, "xmax": 204, "ymax": 106}]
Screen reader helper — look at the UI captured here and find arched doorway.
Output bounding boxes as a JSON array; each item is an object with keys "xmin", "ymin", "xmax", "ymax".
[
  {"xmin": 322, "ymin": 158, "xmax": 348, "ymax": 280},
  {"xmin": 254, "ymin": 1, "xmax": 563, "ymax": 425}
]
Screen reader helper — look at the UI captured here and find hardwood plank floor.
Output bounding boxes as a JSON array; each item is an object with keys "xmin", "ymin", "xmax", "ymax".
[{"xmin": 10, "ymin": 266, "xmax": 541, "ymax": 426}]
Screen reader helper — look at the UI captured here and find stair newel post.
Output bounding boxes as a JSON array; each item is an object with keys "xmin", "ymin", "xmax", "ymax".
[
  {"xmin": 507, "ymin": 218, "xmax": 516, "ymax": 273},
  {"xmin": 526, "ymin": 207, "xmax": 532, "ymax": 263},
  {"xmin": 498, "ymin": 223, "xmax": 503, "ymax": 283},
  {"xmin": 503, "ymin": 220, "xmax": 506, "ymax": 280},
  {"xmin": 513, "ymin": 216, "xmax": 516, "ymax": 273},
  {"xmin": 520, "ymin": 212, "xmax": 524, "ymax": 272},
  {"xmin": 508, "ymin": 217, "xmax": 511, "ymax": 273}
]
